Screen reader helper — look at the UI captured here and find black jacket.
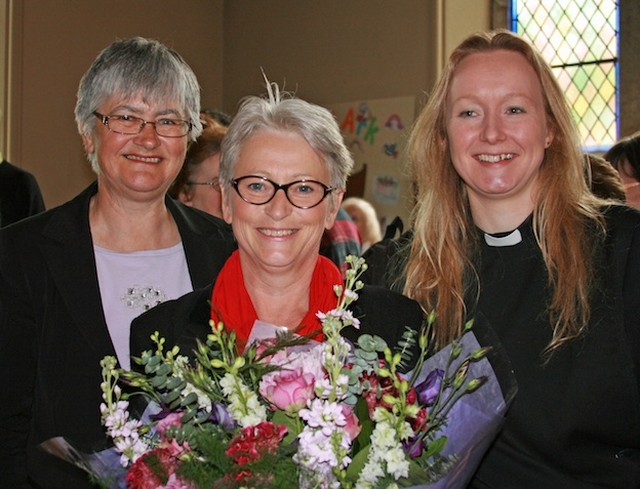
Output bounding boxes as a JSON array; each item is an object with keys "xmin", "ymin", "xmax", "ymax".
[{"xmin": 362, "ymin": 205, "xmax": 640, "ymax": 488}]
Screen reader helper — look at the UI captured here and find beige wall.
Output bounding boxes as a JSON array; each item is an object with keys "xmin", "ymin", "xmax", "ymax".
[
  {"xmin": 222, "ymin": 1, "xmax": 441, "ymax": 111},
  {"xmin": 443, "ymin": 0, "xmax": 491, "ymax": 62},
  {"xmin": 2, "ymin": 0, "xmax": 493, "ymax": 209},
  {"xmin": 4, "ymin": 0, "xmax": 223, "ymax": 207}
]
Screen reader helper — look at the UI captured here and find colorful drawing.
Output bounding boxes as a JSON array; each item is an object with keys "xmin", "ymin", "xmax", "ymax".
[
  {"xmin": 385, "ymin": 114, "xmax": 404, "ymax": 130},
  {"xmin": 329, "ymin": 96, "xmax": 415, "ymax": 228},
  {"xmin": 382, "ymin": 142, "xmax": 398, "ymax": 158},
  {"xmin": 373, "ymin": 174, "xmax": 400, "ymax": 205}
]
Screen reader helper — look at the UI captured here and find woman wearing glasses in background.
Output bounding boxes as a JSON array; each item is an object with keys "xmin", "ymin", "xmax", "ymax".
[
  {"xmin": 131, "ymin": 81, "xmax": 424, "ymax": 366},
  {"xmin": 0, "ymin": 38, "xmax": 236, "ymax": 489},
  {"xmin": 169, "ymin": 111, "xmax": 228, "ymax": 218}
]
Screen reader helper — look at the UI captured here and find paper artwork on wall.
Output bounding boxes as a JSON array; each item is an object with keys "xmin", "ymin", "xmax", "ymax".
[{"xmin": 326, "ymin": 96, "xmax": 416, "ymax": 231}]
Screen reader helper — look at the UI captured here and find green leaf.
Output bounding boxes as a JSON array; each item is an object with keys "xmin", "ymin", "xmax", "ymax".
[
  {"xmin": 162, "ymin": 388, "xmax": 181, "ymax": 405},
  {"xmin": 165, "ymin": 375, "xmax": 186, "ymax": 391},
  {"xmin": 344, "ymin": 444, "xmax": 370, "ymax": 483},
  {"xmin": 352, "ymin": 396, "xmax": 373, "ymax": 453},
  {"xmin": 404, "ymin": 459, "xmax": 436, "ymax": 484},
  {"xmin": 180, "ymin": 392, "xmax": 199, "ymax": 407},
  {"xmin": 272, "ymin": 409, "xmax": 300, "ymax": 445},
  {"xmin": 144, "ymin": 355, "xmax": 161, "ymax": 370},
  {"xmin": 154, "ymin": 363, "xmax": 172, "ymax": 377},
  {"xmin": 422, "ymin": 435, "xmax": 447, "ymax": 458},
  {"xmin": 180, "ymin": 407, "xmax": 197, "ymax": 424},
  {"xmin": 150, "ymin": 375, "xmax": 167, "ymax": 388}
]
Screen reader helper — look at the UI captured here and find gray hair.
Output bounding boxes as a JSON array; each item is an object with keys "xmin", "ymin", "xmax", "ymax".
[
  {"xmin": 75, "ymin": 37, "xmax": 203, "ymax": 171},
  {"xmin": 219, "ymin": 79, "xmax": 353, "ymax": 193}
]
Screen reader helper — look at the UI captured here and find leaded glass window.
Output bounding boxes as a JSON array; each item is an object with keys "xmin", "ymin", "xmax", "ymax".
[{"xmin": 511, "ymin": 0, "xmax": 618, "ymax": 151}]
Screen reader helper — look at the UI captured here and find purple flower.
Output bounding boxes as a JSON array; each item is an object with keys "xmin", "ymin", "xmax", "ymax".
[
  {"xmin": 415, "ymin": 369, "xmax": 444, "ymax": 406},
  {"xmin": 209, "ymin": 402, "xmax": 235, "ymax": 430},
  {"xmin": 403, "ymin": 435, "xmax": 424, "ymax": 459}
]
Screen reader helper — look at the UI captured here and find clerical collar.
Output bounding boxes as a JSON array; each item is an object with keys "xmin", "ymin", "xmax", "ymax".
[{"xmin": 484, "ymin": 229, "xmax": 523, "ymax": 247}]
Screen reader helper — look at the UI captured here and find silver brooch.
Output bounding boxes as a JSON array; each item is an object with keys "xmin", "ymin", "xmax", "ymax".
[{"xmin": 122, "ymin": 285, "xmax": 167, "ymax": 311}]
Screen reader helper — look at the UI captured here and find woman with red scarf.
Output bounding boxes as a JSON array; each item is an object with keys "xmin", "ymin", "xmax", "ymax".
[{"xmin": 130, "ymin": 81, "xmax": 424, "ymax": 361}]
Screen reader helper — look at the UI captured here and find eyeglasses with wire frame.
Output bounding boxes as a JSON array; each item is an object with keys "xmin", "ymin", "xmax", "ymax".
[
  {"xmin": 232, "ymin": 175, "xmax": 334, "ymax": 209},
  {"xmin": 187, "ymin": 178, "xmax": 221, "ymax": 191},
  {"xmin": 93, "ymin": 111, "xmax": 192, "ymax": 138}
]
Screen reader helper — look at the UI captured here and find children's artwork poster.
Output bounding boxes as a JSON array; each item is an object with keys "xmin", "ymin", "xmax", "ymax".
[{"xmin": 326, "ymin": 96, "xmax": 416, "ymax": 234}]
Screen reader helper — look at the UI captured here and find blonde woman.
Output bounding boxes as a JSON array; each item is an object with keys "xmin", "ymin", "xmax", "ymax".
[{"xmin": 364, "ymin": 30, "xmax": 640, "ymax": 488}]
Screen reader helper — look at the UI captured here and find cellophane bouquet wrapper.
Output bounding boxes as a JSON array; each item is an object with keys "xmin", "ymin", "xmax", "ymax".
[{"xmin": 408, "ymin": 313, "xmax": 517, "ymax": 488}]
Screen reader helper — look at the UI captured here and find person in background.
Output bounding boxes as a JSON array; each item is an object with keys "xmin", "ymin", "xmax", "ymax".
[
  {"xmin": 131, "ymin": 80, "xmax": 423, "ymax": 368},
  {"xmin": 0, "ymin": 37, "xmax": 236, "ymax": 489},
  {"xmin": 0, "ymin": 156, "xmax": 45, "ymax": 227},
  {"xmin": 605, "ymin": 130, "xmax": 640, "ymax": 209},
  {"xmin": 584, "ymin": 153, "xmax": 625, "ymax": 202},
  {"xmin": 0, "ymin": 110, "xmax": 45, "ymax": 227},
  {"xmin": 201, "ymin": 107, "xmax": 233, "ymax": 127},
  {"xmin": 363, "ymin": 30, "xmax": 640, "ymax": 487},
  {"xmin": 341, "ymin": 196, "xmax": 382, "ymax": 252},
  {"xmin": 169, "ymin": 112, "xmax": 227, "ymax": 218},
  {"xmin": 320, "ymin": 206, "xmax": 362, "ymax": 278}
]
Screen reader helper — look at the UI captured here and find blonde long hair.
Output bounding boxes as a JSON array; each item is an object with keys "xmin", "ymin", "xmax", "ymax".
[{"xmin": 404, "ymin": 30, "xmax": 605, "ymax": 353}]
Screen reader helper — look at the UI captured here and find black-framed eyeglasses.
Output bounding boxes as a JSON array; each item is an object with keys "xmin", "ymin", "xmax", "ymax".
[
  {"xmin": 187, "ymin": 178, "xmax": 221, "ymax": 191},
  {"xmin": 93, "ymin": 111, "xmax": 192, "ymax": 138},
  {"xmin": 232, "ymin": 175, "xmax": 334, "ymax": 209}
]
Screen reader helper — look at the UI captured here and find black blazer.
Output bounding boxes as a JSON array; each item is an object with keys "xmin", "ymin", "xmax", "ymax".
[
  {"xmin": 0, "ymin": 160, "xmax": 45, "ymax": 227},
  {"xmin": 0, "ymin": 183, "xmax": 236, "ymax": 489},
  {"xmin": 130, "ymin": 282, "xmax": 426, "ymax": 370}
]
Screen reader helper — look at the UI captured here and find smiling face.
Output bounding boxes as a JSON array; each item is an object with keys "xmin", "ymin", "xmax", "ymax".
[
  {"xmin": 221, "ymin": 130, "xmax": 341, "ymax": 273},
  {"xmin": 82, "ymin": 93, "xmax": 189, "ymax": 203},
  {"xmin": 446, "ymin": 49, "xmax": 553, "ymax": 223}
]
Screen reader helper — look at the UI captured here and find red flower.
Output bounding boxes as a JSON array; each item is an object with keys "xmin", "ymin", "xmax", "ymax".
[
  {"xmin": 411, "ymin": 406, "xmax": 429, "ymax": 433},
  {"xmin": 225, "ymin": 421, "xmax": 288, "ymax": 466},
  {"xmin": 125, "ymin": 447, "xmax": 179, "ymax": 489},
  {"xmin": 362, "ymin": 365, "xmax": 417, "ymax": 417}
]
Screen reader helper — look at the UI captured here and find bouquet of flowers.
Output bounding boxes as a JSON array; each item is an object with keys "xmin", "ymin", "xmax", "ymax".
[{"xmin": 72, "ymin": 256, "xmax": 514, "ymax": 489}]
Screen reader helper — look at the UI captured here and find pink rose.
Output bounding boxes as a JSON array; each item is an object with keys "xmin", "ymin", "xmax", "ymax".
[
  {"xmin": 340, "ymin": 404, "xmax": 362, "ymax": 441},
  {"xmin": 259, "ymin": 367, "xmax": 315, "ymax": 413}
]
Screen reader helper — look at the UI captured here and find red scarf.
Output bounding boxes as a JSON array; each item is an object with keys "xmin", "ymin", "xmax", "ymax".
[{"xmin": 210, "ymin": 250, "xmax": 343, "ymax": 351}]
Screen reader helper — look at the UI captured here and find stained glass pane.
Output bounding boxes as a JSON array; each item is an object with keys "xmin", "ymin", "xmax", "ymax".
[{"xmin": 512, "ymin": 0, "xmax": 619, "ymax": 150}]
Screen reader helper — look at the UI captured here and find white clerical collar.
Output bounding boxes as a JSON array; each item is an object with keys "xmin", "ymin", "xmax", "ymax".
[{"xmin": 484, "ymin": 229, "xmax": 523, "ymax": 247}]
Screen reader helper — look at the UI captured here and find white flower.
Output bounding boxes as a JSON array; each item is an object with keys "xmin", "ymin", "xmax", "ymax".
[
  {"xmin": 180, "ymin": 381, "xmax": 212, "ymax": 413},
  {"xmin": 219, "ymin": 372, "xmax": 267, "ymax": 427},
  {"xmin": 384, "ymin": 446, "xmax": 410, "ymax": 479},
  {"xmin": 370, "ymin": 420, "xmax": 397, "ymax": 448},
  {"xmin": 354, "ymin": 419, "xmax": 411, "ymax": 488}
]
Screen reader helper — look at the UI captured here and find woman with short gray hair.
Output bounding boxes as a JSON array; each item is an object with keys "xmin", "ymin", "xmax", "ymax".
[{"xmin": 0, "ymin": 37, "xmax": 235, "ymax": 488}]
